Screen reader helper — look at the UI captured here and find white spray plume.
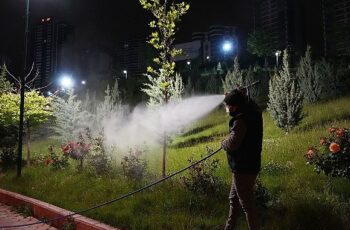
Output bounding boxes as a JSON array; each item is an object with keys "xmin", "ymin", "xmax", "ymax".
[{"xmin": 103, "ymin": 95, "xmax": 224, "ymax": 149}]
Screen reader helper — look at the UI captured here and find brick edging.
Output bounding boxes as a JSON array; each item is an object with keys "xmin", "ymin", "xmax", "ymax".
[{"xmin": 0, "ymin": 188, "xmax": 121, "ymax": 230}]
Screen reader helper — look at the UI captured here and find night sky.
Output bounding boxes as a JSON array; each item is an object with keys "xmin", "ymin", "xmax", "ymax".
[{"xmin": 0, "ymin": 0, "xmax": 254, "ymax": 72}]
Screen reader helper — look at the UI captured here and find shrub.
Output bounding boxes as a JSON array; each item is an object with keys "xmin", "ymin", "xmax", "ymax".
[
  {"xmin": 305, "ymin": 127, "xmax": 350, "ymax": 179},
  {"xmin": 61, "ymin": 141, "xmax": 90, "ymax": 169},
  {"xmin": 46, "ymin": 145, "xmax": 69, "ymax": 170},
  {"xmin": 181, "ymin": 148, "xmax": 222, "ymax": 195},
  {"xmin": 84, "ymin": 129, "xmax": 112, "ymax": 175},
  {"xmin": 121, "ymin": 147, "xmax": 147, "ymax": 180}
]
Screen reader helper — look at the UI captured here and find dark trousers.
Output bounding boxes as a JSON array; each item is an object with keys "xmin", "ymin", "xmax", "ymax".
[{"xmin": 224, "ymin": 173, "xmax": 259, "ymax": 230}]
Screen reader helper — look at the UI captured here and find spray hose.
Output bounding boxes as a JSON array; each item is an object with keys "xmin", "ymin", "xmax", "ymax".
[{"xmin": 0, "ymin": 147, "xmax": 223, "ymax": 229}]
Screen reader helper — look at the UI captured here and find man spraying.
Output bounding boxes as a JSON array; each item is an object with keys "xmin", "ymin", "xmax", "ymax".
[{"xmin": 221, "ymin": 88, "xmax": 263, "ymax": 230}]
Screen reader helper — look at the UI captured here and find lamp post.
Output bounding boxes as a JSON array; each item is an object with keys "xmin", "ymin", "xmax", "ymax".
[
  {"xmin": 123, "ymin": 70, "xmax": 128, "ymax": 79},
  {"xmin": 17, "ymin": 0, "xmax": 30, "ymax": 177},
  {"xmin": 186, "ymin": 60, "xmax": 191, "ymax": 70},
  {"xmin": 275, "ymin": 50, "xmax": 281, "ymax": 68},
  {"xmin": 60, "ymin": 75, "xmax": 74, "ymax": 90},
  {"xmin": 222, "ymin": 41, "xmax": 233, "ymax": 59}
]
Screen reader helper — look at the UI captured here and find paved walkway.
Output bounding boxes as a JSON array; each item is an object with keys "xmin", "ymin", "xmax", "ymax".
[{"xmin": 0, "ymin": 203, "xmax": 57, "ymax": 230}]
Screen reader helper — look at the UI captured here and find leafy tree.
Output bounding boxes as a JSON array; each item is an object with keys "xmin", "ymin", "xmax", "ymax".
[
  {"xmin": 140, "ymin": 0, "xmax": 189, "ymax": 177},
  {"xmin": 0, "ymin": 91, "xmax": 51, "ymax": 165},
  {"xmin": 267, "ymin": 49, "xmax": 303, "ymax": 133},
  {"xmin": 247, "ymin": 29, "xmax": 274, "ymax": 67}
]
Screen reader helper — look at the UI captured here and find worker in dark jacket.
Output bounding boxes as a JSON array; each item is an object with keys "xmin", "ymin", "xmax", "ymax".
[{"xmin": 221, "ymin": 89, "xmax": 263, "ymax": 230}]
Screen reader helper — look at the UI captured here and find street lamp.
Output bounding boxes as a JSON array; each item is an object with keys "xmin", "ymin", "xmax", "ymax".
[
  {"xmin": 123, "ymin": 70, "xmax": 128, "ymax": 79},
  {"xmin": 222, "ymin": 41, "xmax": 233, "ymax": 53},
  {"xmin": 60, "ymin": 75, "xmax": 74, "ymax": 89},
  {"xmin": 275, "ymin": 50, "xmax": 281, "ymax": 67},
  {"xmin": 222, "ymin": 40, "xmax": 234, "ymax": 62},
  {"xmin": 186, "ymin": 60, "xmax": 191, "ymax": 70},
  {"xmin": 81, "ymin": 80, "xmax": 86, "ymax": 85}
]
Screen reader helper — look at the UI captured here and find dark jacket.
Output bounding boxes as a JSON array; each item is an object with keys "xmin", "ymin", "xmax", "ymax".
[{"xmin": 221, "ymin": 101, "xmax": 263, "ymax": 173}]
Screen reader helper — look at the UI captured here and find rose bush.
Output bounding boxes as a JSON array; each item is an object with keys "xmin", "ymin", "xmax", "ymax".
[
  {"xmin": 305, "ymin": 127, "xmax": 350, "ymax": 179},
  {"xmin": 61, "ymin": 141, "xmax": 90, "ymax": 169}
]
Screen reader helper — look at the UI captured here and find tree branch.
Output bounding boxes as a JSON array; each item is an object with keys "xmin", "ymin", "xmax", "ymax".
[
  {"xmin": 3, "ymin": 64, "xmax": 20, "ymax": 84},
  {"xmin": 25, "ymin": 62, "xmax": 35, "ymax": 80}
]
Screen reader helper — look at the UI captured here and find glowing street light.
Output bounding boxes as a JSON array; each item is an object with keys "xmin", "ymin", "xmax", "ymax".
[
  {"xmin": 123, "ymin": 70, "xmax": 128, "ymax": 79},
  {"xmin": 60, "ymin": 75, "xmax": 74, "ymax": 89},
  {"xmin": 222, "ymin": 41, "xmax": 233, "ymax": 53},
  {"xmin": 186, "ymin": 60, "xmax": 191, "ymax": 70},
  {"xmin": 81, "ymin": 80, "xmax": 86, "ymax": 85},
  {"xmin": 275, "ymin": 50, "xmax": 282, "ymax": 67}
]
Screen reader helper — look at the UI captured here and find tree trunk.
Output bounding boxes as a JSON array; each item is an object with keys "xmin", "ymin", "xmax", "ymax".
[
  {"xmin": 26, "ymin": 119, "xmax": 31, "ymax": 166},
  {"xmin": 162, "ymin": 132, "xmax": 167, "ymax": 178}
]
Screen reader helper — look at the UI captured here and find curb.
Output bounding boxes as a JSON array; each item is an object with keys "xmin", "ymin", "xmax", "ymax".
[{"xmin": 0, "ymin": 188, "xmax": 121, "ymax": 230}]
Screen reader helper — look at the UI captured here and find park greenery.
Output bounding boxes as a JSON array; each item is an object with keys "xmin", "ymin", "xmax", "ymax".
[
  {"xmin": 1, "ymin": 1, "xmax": 350, "ymax": 229},
  {"xmin": 1, "ymin": 95, "xmax": 350, "ymax": 229}
]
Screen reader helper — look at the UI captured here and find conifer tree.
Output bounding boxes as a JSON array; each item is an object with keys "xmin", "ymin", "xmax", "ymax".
[
  {"xmin": 268, "ymin": 49, "xmax": 303, "ymax": 133},
  {"xmin": 297, "ymin": 46, "xmax": 321, "ymax": 103},
  {"xmin": 51, "ymin": 90, "xmax": 90, "ymax": 143},
  {"xmin": 297, "ymin": 46, "xmax": 340, "ymax": 102},
  {"xmin": 96, "ymin": 78, "xmax": 122, "ymax": 128},
  {"xmin": 222, "ymin": 57, "xmax": 243, "ymax": 92}
]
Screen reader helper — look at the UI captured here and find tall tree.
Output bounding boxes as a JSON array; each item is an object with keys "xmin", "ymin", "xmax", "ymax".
[
  {"xmin": 51, "ymin": 90, "xmax": 89, "ymax": 143},
  {"xmin": 268, "ymin": 50, "xmax": 303, "ymax": 133},
  {"xmin": 247, "ymin": 29, "xmax": 274, "ymax": 67},
  {"xmin": 222, "ymin": 57, "xmax": 243, "ymax": 92},
  {"xmin": 140, "ymin": 0, "xmax": 189, "ymax": 177}
]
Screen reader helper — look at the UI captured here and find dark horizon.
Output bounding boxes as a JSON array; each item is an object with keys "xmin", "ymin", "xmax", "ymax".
[{"xmin": 0, "ymin": 0, "xmax": 255, "ymax": 72}]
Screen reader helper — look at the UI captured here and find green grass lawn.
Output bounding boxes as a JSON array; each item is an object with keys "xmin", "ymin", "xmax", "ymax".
[{"xmin": 1, "ymin": 95, "xmax": 350, "ymax": 229}]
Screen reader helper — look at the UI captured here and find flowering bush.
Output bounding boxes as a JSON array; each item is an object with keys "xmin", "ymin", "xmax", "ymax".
[
  {"xmin": 61, "ymin": 141, "xmax": 90, "ymax": 169},
  {"xmin": 61, "ymin": 142, "xmax": 91, "ymax": 160},
  {"xmin": 305, "ymin": 127, "xmax": 350, "ymax": 179},
  {"xmin": 44, "ymin": 145, "xmax": 69, "ymax": 170}
]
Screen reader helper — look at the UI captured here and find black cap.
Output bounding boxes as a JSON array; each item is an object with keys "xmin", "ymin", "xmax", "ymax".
[{"xmin": 224, "ymin": 89, "xmax": 247, "ymax": 106}]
